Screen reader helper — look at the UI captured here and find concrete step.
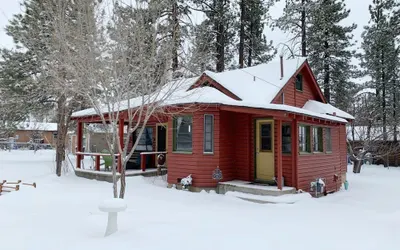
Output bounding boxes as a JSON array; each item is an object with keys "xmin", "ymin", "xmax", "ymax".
[{"xmin": 218, "ymin": 180, "xmax": 296, "ymax": 197}]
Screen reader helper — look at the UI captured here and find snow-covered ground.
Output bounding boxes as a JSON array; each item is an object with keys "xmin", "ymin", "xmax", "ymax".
[{"xmin": 1, "ymin": 150, "xmax": 399, "ymax": 250}]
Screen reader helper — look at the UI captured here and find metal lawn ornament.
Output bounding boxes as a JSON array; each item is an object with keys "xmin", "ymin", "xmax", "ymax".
[{"xmin": 212, "ymin": 166, "xmax": 223, "ymax": 183}]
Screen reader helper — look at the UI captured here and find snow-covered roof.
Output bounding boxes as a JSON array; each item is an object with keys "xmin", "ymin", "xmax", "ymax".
[
  {"xmin": 303, "ymin": 100, "xmax": 354, "ymax": 120},
  {"xmin": 72, "ymin": 57, "xmax": 349, "ymax": 123},
  {"xmin": 204, "ymin": 57, "xmax": 307, "ymax": 103},
  {"xmin": 17, "ymin": 122, "xmax": 58, "ymax": 131}
]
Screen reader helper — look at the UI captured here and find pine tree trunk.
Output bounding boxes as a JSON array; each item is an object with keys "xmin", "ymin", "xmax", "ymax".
[
  {"xmin": 247, "ymin": 22, "xmax": 253, "ymax": 67},
  {"xmin": 215, "ymin": 0, "xmax": 225, "ymax": 72},
  {"xmin": 301, "ymin": 0, "xmax": 307, "ymax": 57},
  {"xmin": 381, "ymin": 50, "xmax": 387, "ymax": 142},
  {"xmin": 238, "ymin": 0, "xmax": 245, "ymax": 68},
  {"xmin": 393, "ymin": 87, "xmax": 398, "ymax": 167},
  {"xmin": 323, "ymin": 40, "xmax": 330, "ymax": 102},
  {"xmin": 172, "ymin": 1, "xmax": 179, "ymax": 72}
]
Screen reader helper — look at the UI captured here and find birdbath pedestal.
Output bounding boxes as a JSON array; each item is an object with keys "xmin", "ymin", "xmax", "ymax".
[{"xmin": 99, "ymin": 198, "xmax": 127, "ymax": 237}]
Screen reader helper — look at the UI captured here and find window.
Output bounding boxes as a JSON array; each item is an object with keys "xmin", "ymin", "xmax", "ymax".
[
  {"xmin": 281, "ymin": 93, "xmax": 285, "ymax": 104},
  {"xmin": 282, "ymin": 124, "xmax": 291, "ymax": 153},
  {"xmin": 204, "ymin": 115, "xmax": 214, "ymax": 153},
  {"xmin": 295, "ymin": 74, "xmax": 303, "ymax": 91},
  {"xmin": 260, "ymin": 123, "xmax": 272, "ymax": 151},
  {"xmin": 325, "ymin": 128, "xmax": 332, "ymax": 152},
  {"xmin": 299, "ymin": 125, "xmax": 311, "ymax": 153},
  {"xmin": 173, "ymin": 116, "xmax": 192, "ymax": 152},
  {"xmin": 313, "ymin": 127, "xmax": 323, "ymax": 152},
  {"xmin": 136, "ymin": 127, "xmax": 153, "ymax": 151}
]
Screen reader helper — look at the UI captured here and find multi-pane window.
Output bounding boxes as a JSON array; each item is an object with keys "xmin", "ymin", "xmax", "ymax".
[
  {"xmin": 313, "ymin": 127, "xmax": 323, "ymax": 152},
  {"xmin": 325, "ymin": 128, "xmax": 332, "ymax": 152},
  {"xmin": 204, "ymin": 115, "xmax": 214, "ymax": 153},
  {"xmin": 282, "ymin": 124, "xmax": 291, "ymax": 153},
  {"xmin": 299, "ymin": 125, "xmax": 311, "ymax": 153},
  {"xmin": 260, "ymin": 123, "xmax": 272, "ymax": 151},
  {"xmin": 173, "ymin": 116, "xmax": 192, "ymax": 152},
  {"xmin": 295, "ymin": 74, "xmax": 303, "ymax": 91}
]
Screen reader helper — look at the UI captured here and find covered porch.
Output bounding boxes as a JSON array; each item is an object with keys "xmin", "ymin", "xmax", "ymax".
[{"xmin": 72, "ymin": 113, "xmax": 169, "ymax": 174}]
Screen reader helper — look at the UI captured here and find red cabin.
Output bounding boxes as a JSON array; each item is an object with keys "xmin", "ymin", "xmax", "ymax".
[{"xmin": 71, "ymin": 57, "xmax": 353, "ymax": 193}]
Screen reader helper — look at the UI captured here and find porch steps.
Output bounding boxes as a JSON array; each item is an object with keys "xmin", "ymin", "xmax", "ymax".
[{"xmin": 218, "ymin": 180, "xmax": 298, "ymax": 204}]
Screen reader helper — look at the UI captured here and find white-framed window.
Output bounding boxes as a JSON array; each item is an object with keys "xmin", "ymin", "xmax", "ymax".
[
  {"xmin": 204, "ymin": 114, "xmax": 214, "ymax": 153},
  {"xmin": 173, "ymin": 116, "xmax": 192, "ymax": 152}
]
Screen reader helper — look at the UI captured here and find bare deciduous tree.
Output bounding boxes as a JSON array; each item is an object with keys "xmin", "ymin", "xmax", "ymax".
[{"xmin": 49, "ymin": 0, "xmax": 194, "ymax": 198}]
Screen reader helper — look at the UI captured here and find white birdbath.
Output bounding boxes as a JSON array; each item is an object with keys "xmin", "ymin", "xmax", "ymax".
[{"xmin": 99, "ymin": 198, "xmax": 127, "ymax": 237}]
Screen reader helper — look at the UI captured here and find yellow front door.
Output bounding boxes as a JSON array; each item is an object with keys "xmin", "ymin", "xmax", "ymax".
[{"xmin": 256, "ymin": 119, "xmax": 275, "ymax": 181}]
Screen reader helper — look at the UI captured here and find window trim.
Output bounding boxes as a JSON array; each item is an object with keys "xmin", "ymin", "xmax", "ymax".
[
  {"xmin": 295, "ymin": 74, "xmax": 303, "ymax": 91},
  {"xmin": 299, "ymin": 124, "xmax": 311, "ymax": 154},
  {"xmin": 312, "ymin": 127, "xmax": 324, "ymax": 153},
  {"xmin": 325, "ymin": 127, "xmax": 332, "ymax": 153},
  {"xmin": 203, "ymin": 114, "xmax": 214, "ymax": 154},
  {"xmin": 173, "ymin": 115, "xmax": 193, "ymax": 153}
]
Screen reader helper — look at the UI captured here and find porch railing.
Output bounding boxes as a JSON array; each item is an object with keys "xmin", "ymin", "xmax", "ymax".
[
  {"xmin": 75, "ymin": 151, "xmax": 121, "ymax": 172},
  {"xmin": 140, "ymin": 151, "xmax": 167, "ymax": 171}
]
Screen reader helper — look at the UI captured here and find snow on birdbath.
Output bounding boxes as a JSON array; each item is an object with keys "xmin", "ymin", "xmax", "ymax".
[{"xmin": 98, "ymin": 198, "xmax": 127, "ymax": 237}]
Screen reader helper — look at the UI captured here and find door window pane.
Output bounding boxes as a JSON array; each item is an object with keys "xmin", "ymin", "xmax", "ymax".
[{"xmin": 260, "ymin": 123, "xmax": 272, "ymax": 151}]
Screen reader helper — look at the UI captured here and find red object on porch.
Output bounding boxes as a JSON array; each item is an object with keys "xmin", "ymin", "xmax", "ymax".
[
  {"xmin": 76, "ymin": 122, "xmax": 83, "ymax": 169},
  {"xmin": 140, "ymin": 154, "xmax": 146, "ymax": 171},
  {"xmin": 95, "ymin": 155, "xmax": 100, "ymax": 171}
]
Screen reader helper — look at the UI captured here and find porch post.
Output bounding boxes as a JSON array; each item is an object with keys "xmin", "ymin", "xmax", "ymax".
[
  {"xmin": 276, "ymin": 119, "xmax": 283, "ymax": 190},
  {"xmin": 118, "ymin": 118, "xmax": 124, "ymax": 173},
  {"xmin": 291, "ymin": 118, "xmax": 298, "ymax": 188},
  {"xmin": 76, "ymin": 122, "xmax": 83, "ymax": 169}
]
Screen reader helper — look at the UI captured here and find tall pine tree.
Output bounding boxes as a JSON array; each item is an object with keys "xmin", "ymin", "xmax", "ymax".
[
  {"xmin": 191, "ymin": 0, "xmax": 236, "ymax": 72},
  {"xmin": 360, "ymin": 0, "xmax": 400, "ymax": 141},
  {"xmin": 238, "ymin": 0, "xmax": 276, "ymax": 68},
  {"xmin": 274, "ymin": 0, "xmax": 315, "ymax": 57},
  {"xmin": 307, "ymin": 0, "xmax": 357, "ymax": 110},
  {"xmin": 2, "ymin": 0, "xmax": 96, "ymax": 175}
]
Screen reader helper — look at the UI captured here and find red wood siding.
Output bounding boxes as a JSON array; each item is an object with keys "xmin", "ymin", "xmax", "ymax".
[
  {"xmin": 297, "ymin": 122, "xmax": 345, "ymax": 192},
  {"xmin": 218, "ymin": 111, "xmax": 236, "ymax": 181},
  {"xmin": 232, "ymin": 113, "xmax": 252, "ymax": 181},
  {"xmin": 167, "ymin": 109, "xmax": 220, "ymax": 188},
  {"xmin": 272, "ymin": 66, "xmax": 324, "ymax": 108}
]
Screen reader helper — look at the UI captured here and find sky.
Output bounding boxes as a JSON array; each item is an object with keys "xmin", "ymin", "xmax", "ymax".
[{"xmin": 0, "ymin": 0, "xmax": 372, "ymax": 56}]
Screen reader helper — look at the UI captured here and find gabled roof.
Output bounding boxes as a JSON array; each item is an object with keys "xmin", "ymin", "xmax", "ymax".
[{"xmin": 194, "ymin": 57, "xmax": 308, "ymax": 105}]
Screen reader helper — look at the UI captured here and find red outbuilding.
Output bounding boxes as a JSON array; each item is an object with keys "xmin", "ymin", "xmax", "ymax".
[{"xmin": 71, "ymin": 57, "xmax": 353, "ymax": 193}]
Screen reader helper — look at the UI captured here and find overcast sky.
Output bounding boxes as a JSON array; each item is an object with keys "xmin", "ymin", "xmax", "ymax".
[{"xmin": 0, "ymin": 0, "xmax": 372, "ymax": 55}]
